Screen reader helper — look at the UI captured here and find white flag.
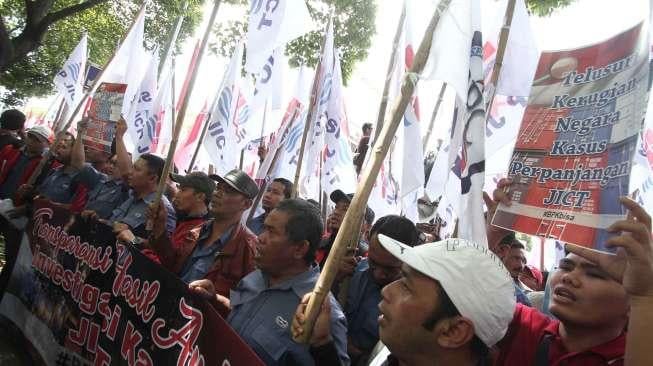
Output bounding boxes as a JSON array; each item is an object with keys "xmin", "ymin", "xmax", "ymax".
[
  {"xmin": 102, "ymin": 8, "xmax": 147, "ymax": 120},
  {"xmin": 426, "ymin": 0, "xmax": 487, "ymax": 246},
  {"xmin": 258, "ymin": 66, "xmax": 311, "ymax": 181},
  {"xmin": 483, "ymin": 0, "xmax": 539, "ymax": 97},
  {"xmin": 245, "ymin": 0, "xmax": 314, "ymax": 73},
  {"xmin": 321, "ymin": 55, "xmax": 357, "ymax": 195},
  {"xmin": 301, "ymin": 22, "xmax": 335, "ymax": 199},
  {"xmin": 203, "ymin": 43, "xmax": 249, "ymax": 175},
  {"xmin": 54, "ymin": 34, "xmax": 87, "ymax": 109},
  {"xmin": 153, "ymin": 65, "xmax": 175, "ymax": 156},
  {"xmin": 126, "ymin": 52, "xmax": 158, "ymax": 157}
]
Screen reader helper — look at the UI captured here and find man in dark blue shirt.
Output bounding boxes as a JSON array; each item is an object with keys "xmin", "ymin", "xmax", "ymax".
[
  {"xmin": 345, "ymin": 215, "xmax": 419, "ymax": 364},
  {"xmin": 246, "ymin": 177, "xmax": 292, "ymax": 235}
]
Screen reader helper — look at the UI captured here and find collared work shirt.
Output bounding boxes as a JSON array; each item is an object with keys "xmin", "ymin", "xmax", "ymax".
[
  {"xmin": 178, "ymin": 224, "xmax": 234, "ymax": 284},
  {"xmin": 345, "ymin": 259, "xmax": 382, "ymax": 353},
  {"xmin": 39, "ymin": 167, "xmax": 80, "ymax": 204},
  {"xmin": 228, "ymin": 266, "xmax": 350, "ymax": 366},
  {"xmin": 246, "ymin": 213, "xmax": 266, "ymax": 236},
  {"xmin": 79, "ymin": 167, "xmax": 129, "ymax": 219},
  {"xmin": 109, "ymin": 191, "xmax": 176, "ymax": 238}
]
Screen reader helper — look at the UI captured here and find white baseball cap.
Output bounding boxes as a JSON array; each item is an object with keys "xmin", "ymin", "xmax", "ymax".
[
  {"xmin": 26, "ymin": 126, "xmax": 51, "ymax": 142},
  {"xmin": 378, "ymin": 235, "xmax": 516, "ymax": 347}
]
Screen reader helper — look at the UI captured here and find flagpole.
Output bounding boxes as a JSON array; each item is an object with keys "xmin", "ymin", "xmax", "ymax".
[
  {"xmin": 22, "ymin": 4, "xmax": 147, "ymax": 189},
  {"xmin": 422, "ymin": 83, "xmax": 446, "ymax": 150},
  {"xmin": 294, "ymin": 0, "xmax": 453, "ymax": 343},
  {"xmin": 486, "ymin": 0, "xmax": 517, "ymax": 111},
  {"xmin": 291, "ymin": 18, "xmax": 331, "ymax": 198},
  {"xmin": 151, "ymin": 0, "xmax": 222, "ymax": 217},
  {"xmin": 159, "ymin": 1, "xmax": 187, "ymax": 77},
  {"xmin": 372, "ymin": 3, "xmax": 406, "ymax": 146},
  {"xmin": 246, "ymin": 110, "xmax": 297, "ymax": 223}
]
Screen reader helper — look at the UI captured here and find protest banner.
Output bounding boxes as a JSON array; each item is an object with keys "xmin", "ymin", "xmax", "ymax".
[
  {"xmin": 492, "ymin": 23, "xmax": 649, "ymax": 251},
  {"xmin": 0, "ymin": 200, "xmax": 264, "ymax": 366},
  {"xmin": 84, "ymin": 83, "xmax": 127, "ymax": 154}
]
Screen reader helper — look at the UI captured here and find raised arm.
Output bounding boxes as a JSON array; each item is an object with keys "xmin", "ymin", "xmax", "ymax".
[
  {"xmin": 115, "ymin": 117, "xmax": 132, "ymax": 180},
  {"xmin": 70, "ymin": 118, "xmax": 89, "ymax": 170}
]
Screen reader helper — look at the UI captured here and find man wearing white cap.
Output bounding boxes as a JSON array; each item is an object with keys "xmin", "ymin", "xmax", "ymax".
[{"xmin": 292, "ymin": 236, "xmax": 516, "ymax": 366}]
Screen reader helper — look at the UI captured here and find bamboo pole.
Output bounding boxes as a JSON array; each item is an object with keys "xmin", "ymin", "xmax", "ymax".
[
  {"xmin": 246, "ymin": 109, "xmax": 298, "ymax": 223},
  {"xmin": 294, "ymin": 0, "xmax": 453, "ymax": 343},
  {"xmin": 485, "ymin": 0, "xmax": 516, "ymax": 111},
  {"xmin": 372, "ymin": 4, "xmax": 406, "ymax": 146},
  {"xmin": 422, "ymin": 83, "xmax": 446, "ymax": 150},
  {"xmin": 150, "ymin": 0, "xmax": 222, "ymax": 214},
  {"xmin": 291, "ymin": 19, "xmax": 331, "ymax": 198},
  {"xmin": 23, "ymin": 4, "xmax": 147, "ymax": 188}
]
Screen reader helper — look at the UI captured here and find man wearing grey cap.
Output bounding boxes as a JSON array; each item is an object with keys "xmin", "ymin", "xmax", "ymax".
[{"xmin": 163, "ymin": 169, "xmax": 259, "ymax": 300}]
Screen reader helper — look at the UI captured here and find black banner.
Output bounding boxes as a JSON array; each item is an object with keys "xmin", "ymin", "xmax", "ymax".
[{"xmin": 0, "ymin": 200, "xmax": 263, "ymax": 366}]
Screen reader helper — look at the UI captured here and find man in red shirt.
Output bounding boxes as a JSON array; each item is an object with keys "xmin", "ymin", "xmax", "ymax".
[
  {"xmin": 492, "ymin": 178, "xmax": 653, "ymax": 366},
  {"xmin": 146, "ymin": 171, "xmax": 214, "ymax": 271}
]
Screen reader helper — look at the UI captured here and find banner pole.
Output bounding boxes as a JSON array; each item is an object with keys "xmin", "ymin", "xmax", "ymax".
[
  {"xmin": 294, "ymin": 0, "xmax": 453, "ymax": 343},
  {"xmin": 150, "ymin": 0, "xmax": 222, "ymax": 219},
  {"xmin": 422, "ymin": 83, "xmax": 446, "ymax": 150},
  {"xmin": 485, "ymin": 0, "xmax": 517, "ymax": 111},
  {"xmin": 371, "ymin": 3, "xmax": 406, "ymax": 146},
  {"xmin": 291, "ymin": 18, "xmax": 331, "ymax": 198}
]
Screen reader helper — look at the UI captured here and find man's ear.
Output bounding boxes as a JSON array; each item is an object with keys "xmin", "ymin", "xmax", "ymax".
[
  {"xmin": 435, "ymin": 316, "xmax": 476, "ymax": 350},
  {"xmin": 242, "ymin": 198, "xmax": 254, "ymax": 211},
  {"xmin": 293, "ymin": 240, "xmax": 310, "ymax": 261}
]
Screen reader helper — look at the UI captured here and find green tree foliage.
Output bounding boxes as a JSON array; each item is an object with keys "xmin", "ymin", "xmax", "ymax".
[
  {"xmin": 526, "ymin": 0, "xmax": 575, "ymax": 17},
  {"xmin": 210, "ymin": 0, "xmax": 376, "ymax": 83},
  {"xmin": 0, "ymin": 0, "xmax": 204, "ymax": 106}
]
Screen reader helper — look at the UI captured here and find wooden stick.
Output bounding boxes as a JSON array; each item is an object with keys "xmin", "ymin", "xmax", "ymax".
[
  {"xmin": 371, "ymin": 4, "xmax": 406, "ymax": 146},
  {"xmin": 238, "ymin": 149, "xmax": 245, "ymax": 170},
  {"xmin": 23, "ymin": 4, "xmax": 147, "ymax": 188},
  {"xmin": 485, "ymin": 0, "xmax": 516, "ymax": 111},
  {"xmin": 246, "ymin": 109, "xmax": 298, "ymax": 223},
  {"xmin": 294, "ymin": 0, "xmax": 453, "ymax": 343},
  {"xmin": 151, "ymin": 0, "xmax": 222, "ymax": 213},
  {"xmin": 422, "ymin": 83, "xmax": 446, "ymax": 150},
  {"xmin": 291, "ymin": 19, "xmax": 331, "ymax": 198}
]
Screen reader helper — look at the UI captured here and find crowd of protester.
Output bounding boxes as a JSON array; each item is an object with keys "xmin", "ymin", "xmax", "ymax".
[{"xmin": 0, "ymin": 110, "xmax": 651, "ymax": 365}]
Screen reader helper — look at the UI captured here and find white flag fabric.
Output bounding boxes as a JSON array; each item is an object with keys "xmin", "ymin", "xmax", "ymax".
[
  {"xmin": 127, "ymin": 51, "xmax": 158, "ymax": 157},
  {"xmin": 426, "ymin": 0, "xmax": 488, "ymax": 246},
  {"xmin": 249, "ymin": 47, "xmax": 287, "ymax": 138},
  {"xmin": 102, "ymin": 8, "xmax": 147, "ymax": 120},
  {"xmin": 321, "ymin": 55, "xmax": 357, "ymax": 195},
  {"xmin": 153, "ymin": 65, "xmax": 174, "ymax": 156},
  {"xmin": 54, "ymin": 34, "xmax": 87, "ymax": 109},
  {"xmin": 203, "ymin": 42, "xmax": 250, "ymax": 175},
  {"xmin": 482, "ymin": 0, "xmax": 539, "ymax": 97},
  {"xmin": 300, "ymin": 22, "xmax": 335, "ymax": 199},
  {"xmin": 258, "ymin": 66, "xmax": 311, "ymax": 182},
  {"xmin": 245, "ymin": 0, "xmax": 314, "ymax": 73},
  {"xmin": 397, "ymin": 0, "xmax": 424, "ymax": 197}
]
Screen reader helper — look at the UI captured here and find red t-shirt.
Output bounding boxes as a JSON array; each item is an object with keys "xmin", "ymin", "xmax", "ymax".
[{"xmin": 495, "ymin": 304, "xmax": 625, "ymax": 366}]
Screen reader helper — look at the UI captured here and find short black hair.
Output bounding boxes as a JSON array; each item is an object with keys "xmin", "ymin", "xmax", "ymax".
[
  {"xmin": 371, "ymin": 215, "xmax": 419, "ymax": 247},
  {"xmin": 362, "ymin": 123, "xmax": 373, "ymax": 131},
  {"xmin": 510, "ymin": 239, "xmax": 525, "ymax": 250},
  {"xmin": 272, "ymin": 177, "xmax": 293, "ymax": 198},
  {"xmin": 0, "ymin": 109, "xmax": 26, "ymax": 131},
  {"xmin": 57, "ymin": 131, "xmax": 75, "ymax": 144},
  {"xmin": 422, "ymin": 284, "xmax": 489, "ymax": 359},
  {"xmin": 275, "ymin": 198, "xmax": 324, "ymax": 264},
  {"xmin": 140, "ymin": 153, "xmax": 165, "ymax": 180}
]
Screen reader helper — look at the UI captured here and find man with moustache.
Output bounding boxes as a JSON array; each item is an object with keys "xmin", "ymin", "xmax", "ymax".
[
  {"xmin": 171, "ymin": 169, "xmax": 259, "ymax": 301},
  {"xmin": 190, "ymin": 198, "xmax": 350, "ymax": 365}
]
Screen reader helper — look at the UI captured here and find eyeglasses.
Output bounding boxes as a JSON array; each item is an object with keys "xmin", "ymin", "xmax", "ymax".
[{"xmin": 215, "ymin": 181, "xmax": 240, "ymax": 196}]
